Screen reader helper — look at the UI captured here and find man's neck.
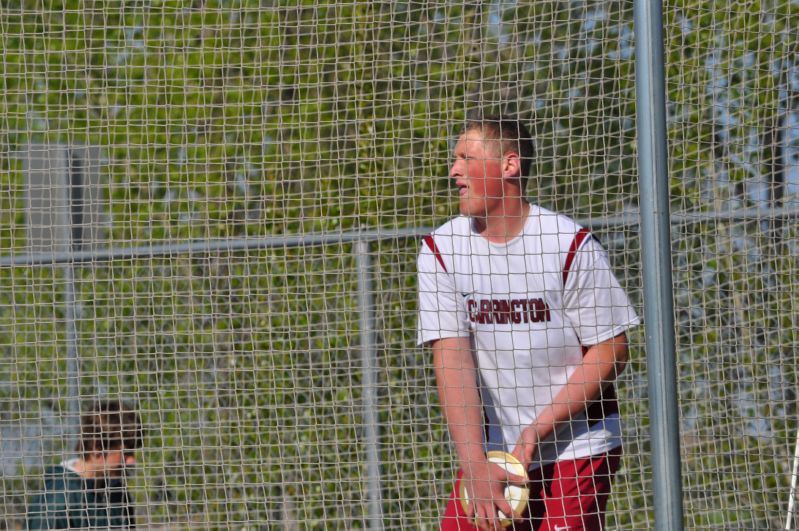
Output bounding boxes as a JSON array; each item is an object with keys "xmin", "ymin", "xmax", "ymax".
[{"xmin": 473, "ymin": 200, "xmax": 530, "ymax": 243}]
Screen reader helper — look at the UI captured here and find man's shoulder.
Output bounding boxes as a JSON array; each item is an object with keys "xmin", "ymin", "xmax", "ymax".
[
  {"xmin": 429, "ymin": 216, "xmax": 471, "ymax": 238},
  {"xmin": 528, "ymin": 204, "xmax": 583, "ymax": 237},
  {"xmin": 27, "ymin": 466, "xmax": 72, "ymax": 524},
  {"xmin": 421, "ymin": 216, "xmax": 472, "ymax": 255},
  {"xmin": 417, "ymin": 217, "xmax": 472, "ymax": 274},
  {"xmin": 39, "ymin": 464, "xmax": 85, "ymax": 491},
  {"xmin": 40, "ymin": 464, "xmax": 68, "ymax": 482}
]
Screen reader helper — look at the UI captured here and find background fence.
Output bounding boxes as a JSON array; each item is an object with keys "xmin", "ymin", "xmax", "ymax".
[{"xmin": 1, "ymin": 0, "xmax": 798, "ymax": 528}]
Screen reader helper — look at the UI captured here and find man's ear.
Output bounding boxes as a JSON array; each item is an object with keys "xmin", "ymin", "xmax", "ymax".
[{"xmin": 502, "ymin": 152, "xmax": 522, "ymax": 180}]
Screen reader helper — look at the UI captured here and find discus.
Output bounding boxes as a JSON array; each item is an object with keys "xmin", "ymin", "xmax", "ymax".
[{"xmin": 458, "ymin": 451, "xmax": 529, "ymax": 527}]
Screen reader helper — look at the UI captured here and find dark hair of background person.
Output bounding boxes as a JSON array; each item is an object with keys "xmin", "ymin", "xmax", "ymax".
[{"xmin": 76, "ymin": 400, "xmax": 144, "ymax": 457}]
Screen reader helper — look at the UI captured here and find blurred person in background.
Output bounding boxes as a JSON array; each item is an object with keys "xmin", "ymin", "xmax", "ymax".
[{"xmin": 26, "ymin": 400, "xmax": 143, "ymax": 529}]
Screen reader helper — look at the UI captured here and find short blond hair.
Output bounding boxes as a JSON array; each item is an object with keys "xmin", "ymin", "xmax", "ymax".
[{"xmin": 463, "ymin": 115, "xmax": 535, "ymax": 188}]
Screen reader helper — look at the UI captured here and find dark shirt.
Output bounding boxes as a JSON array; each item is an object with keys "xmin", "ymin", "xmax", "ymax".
[{"xmin": 26, "ymin": 462, "xmax": 135, "ymax": 529}]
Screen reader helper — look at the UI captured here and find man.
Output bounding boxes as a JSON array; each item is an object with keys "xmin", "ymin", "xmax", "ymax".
[
  {"xmin": 27, "ymin": 400, "xmax": 144, "ymax": 529},
  {"xmin": 417, "ymin": 116, "xmax": 639, "ymax": 530}
]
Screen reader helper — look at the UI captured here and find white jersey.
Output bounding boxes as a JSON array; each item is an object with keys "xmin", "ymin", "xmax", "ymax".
[{"xmin": 417, "ymin": 204, "xmax": 640, "ymax": 466}]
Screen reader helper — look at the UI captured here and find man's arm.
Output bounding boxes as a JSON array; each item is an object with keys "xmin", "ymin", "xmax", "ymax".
[
  {"xmin": 511, "ymin": 332, "xmax": 629, "ymax": 469},
  {"xmin": 432, "ymin": 336, "xmax": 485, "ymax": 473},
  {"xmin": 432, "ymin": 336, "xmax": 521, "ymax": 530}
]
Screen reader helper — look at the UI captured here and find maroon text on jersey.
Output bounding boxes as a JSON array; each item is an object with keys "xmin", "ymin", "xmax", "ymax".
[{"xmin": 466, "ymin": 298, "xmax": 551, "ymax": 325}]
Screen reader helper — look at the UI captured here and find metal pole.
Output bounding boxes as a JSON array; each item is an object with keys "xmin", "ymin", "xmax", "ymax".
[
  {"xmin": 633, "ymin": 0, "xmax": 685, "ymax": 527},
  {"xmin": 64, "ymin": 148, "xmax": 84, "ymax": 451},
  {"xmin": 785, "ymin": 428, "xmax": 799, "ymax": 529},
  {"xmin": 356, "ymin": 239, "xmax": 383, "ymax": 530},
  {"xmin": 6, "ymin": 205, "xmax": 799, "ymax": 268},
  {"xmin": 62, "ymin": 262, "xmax": 81, "ymax": 451}
]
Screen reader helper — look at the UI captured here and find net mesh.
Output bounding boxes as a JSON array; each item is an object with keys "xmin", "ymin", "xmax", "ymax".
[{"xmin": 0, "ymin": 0, "xmax": 796, "ymax": 528}]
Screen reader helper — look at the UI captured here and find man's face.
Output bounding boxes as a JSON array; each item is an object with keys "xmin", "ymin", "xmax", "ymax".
[
  {"xmin": 449, "ymin": 129, "xmax": 505, "ymax": 218},
  {"xmin": 98, "ymin": 447, "xmax": 136, "ymax": 478}
]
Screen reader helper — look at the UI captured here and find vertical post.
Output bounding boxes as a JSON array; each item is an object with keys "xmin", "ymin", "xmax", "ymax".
[
  {"xmin": 633, "ymin": 0, "xmax": 685, "ymax": 529},
  {"xmin": 64, "ymin": 148, "xmax": 86, "ymax": 451},
  {"xmin": 23, "ymin": 144, "xmax": 85, "ymax": 450},
  {"xmin": 785, "ymin": 428, "xmax": 799, "ymax": 530},
  {"xmin": 356, "ymin": 239, "xmax": 383, "ymax": 530},
  {"xmin": 62, "ymin": 262, "xmax": 81, "ymax": 450}
]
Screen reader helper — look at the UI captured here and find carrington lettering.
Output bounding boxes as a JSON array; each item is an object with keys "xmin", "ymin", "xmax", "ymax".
[{"xmin": 467, "ymin": 298, "xmax": 551, "ymax": 324}]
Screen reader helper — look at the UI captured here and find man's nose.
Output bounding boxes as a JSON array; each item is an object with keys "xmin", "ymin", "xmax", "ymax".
[{"xmin": 450, "ymin": 160, "xmax": 463, "ymax": 178}]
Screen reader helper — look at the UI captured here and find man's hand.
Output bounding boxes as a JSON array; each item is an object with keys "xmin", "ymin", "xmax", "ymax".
[
  {"xmin": 511, "ymin": 426, "xmax": 539, "ymax": 472},
  {"xmin": 461, "ymin": 458, "xmax": 528, "ymax": 530}
]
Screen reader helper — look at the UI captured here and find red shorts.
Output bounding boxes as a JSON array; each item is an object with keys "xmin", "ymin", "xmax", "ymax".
[{"xmin": 441, "ymin": 447, "xmax": 622, "ymax": 531}]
